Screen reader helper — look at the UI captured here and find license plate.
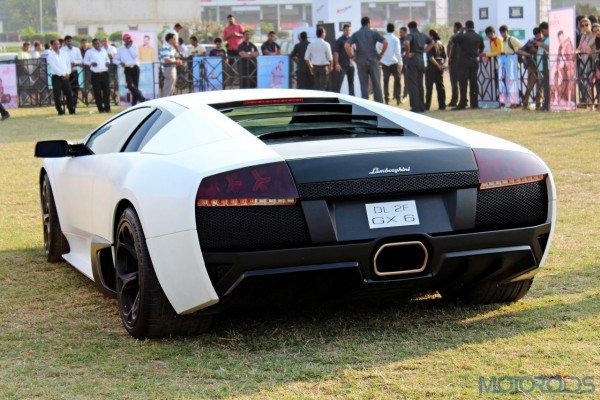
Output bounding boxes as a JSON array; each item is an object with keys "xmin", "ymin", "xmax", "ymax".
[{"xmin": 365, "ymin": 200, "xmax": 420, "ymax": 229}]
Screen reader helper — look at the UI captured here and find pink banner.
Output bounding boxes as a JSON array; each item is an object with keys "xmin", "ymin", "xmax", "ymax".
[
  {"xmin": 124, "ymin": 31, "xmax": 158, "ymax": 63},
  {"xmin": 549, "ymin": 7, "xmax": 576, "ymax": 111},
  {"xmin": 118, "ymin": 31, "xmax": 159, "ymax": 105},
  {"xmin": 0, "ymin": 63, "xmax": 18, "ymax": 109}
]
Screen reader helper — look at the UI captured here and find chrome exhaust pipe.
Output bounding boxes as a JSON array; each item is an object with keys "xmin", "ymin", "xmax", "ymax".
[{"xmin": 373, "ymin": 241, "xmax": 429, "ymax": 277}]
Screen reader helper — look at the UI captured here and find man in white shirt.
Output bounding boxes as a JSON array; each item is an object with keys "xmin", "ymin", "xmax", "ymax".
[
  {"xmin": 101, "ymin": 37, "xmax": 118, "ymax": 60},
  {"xmin": 160, "ymin": 33, "xmax": 183, "ymax": 97},
  {"xmin": 32, "ymin": 41, "xmax": 43, "ymax": 59},
  {"xmin": 380, "ymin": 23, "xmax": 403, "ymax": 105},
  {"xmin": 61, "ymin": 35, "xmax": 83, "ymax": 111},
  {"xmin": 47, "ymin": 39, "xmax": 75, "ymax": 115},
  {"xmin": 17, "ymin": 42, "xmax": 32, "ymax": 60},
  {"xmin": 114, "ymin": 33, "xmax": 146, "ymax": 105},
  {"xmin": 305, "ymin": 27, "xmax": 333, "ymax": 91},
  {"xmin": 188, "ymin": 36, "xmax": 207, "ymax": 57},
  {"xmin": 84, "ymin": 38, "xmax": 111, "ymax": 113},
  {"xmin": 17, "ymin": 42, "xmax": 33, "ymax": 90},
  {"xmin": 163, "ymin": 23, "xmax": 183, "ymax": 46}
]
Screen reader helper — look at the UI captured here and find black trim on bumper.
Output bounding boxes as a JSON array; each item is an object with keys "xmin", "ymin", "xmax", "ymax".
[{"xmin": 201, "ymin": 223, "xmax": 551, "ymax": 310}]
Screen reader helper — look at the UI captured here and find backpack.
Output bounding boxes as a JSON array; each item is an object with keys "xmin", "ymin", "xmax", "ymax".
[{"xmin": 506, "ymin": 36, "xmax": 523, "ymax": 64}]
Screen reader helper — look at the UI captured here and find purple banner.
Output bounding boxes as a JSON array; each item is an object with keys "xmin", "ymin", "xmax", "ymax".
[{"xmin": 0, "ymin": 63, "xmax": 18, "ymax": 109}]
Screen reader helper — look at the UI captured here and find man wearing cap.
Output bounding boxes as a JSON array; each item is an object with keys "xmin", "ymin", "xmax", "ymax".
[
  {"xmin": 115, "ymin": 33, "xmax": 146, "ymax": 105},
  {"xmin": 222, "ymin": 14, "xmax": 244, "ymax": 57},
  {"xmin": 83, "ymin": 38, "xmax": 111, "ymax": 113}
]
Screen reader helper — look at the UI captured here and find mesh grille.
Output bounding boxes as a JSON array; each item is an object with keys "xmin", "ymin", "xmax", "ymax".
[
  {"xmin": 476, "ymin": 181, "xmax": 548, "ymax": 229},
  {"xmin": 196, "ymin": 205, "xmax": 310, "ymax": 251},
  {"xmin": 296, "ymin": 171, "xmax": 479, "ymax": 199}
]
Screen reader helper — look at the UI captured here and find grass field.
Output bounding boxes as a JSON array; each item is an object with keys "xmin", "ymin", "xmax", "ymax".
[{"xmin": 0, "ymin": 106, "xmax": 598, "ymax": 399}]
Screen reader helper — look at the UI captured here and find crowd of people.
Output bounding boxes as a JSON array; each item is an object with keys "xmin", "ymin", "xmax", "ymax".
[
  {"xmin": 292, "ymin": 15, "xmax": 600, "ymax": 112},
  {"xmin": 9, "ymin": 33, "xmax": 147, "ymax": 117},
  {"xmin": 2, "ymin": 12, "xmax": 600, "ymax": 121}
]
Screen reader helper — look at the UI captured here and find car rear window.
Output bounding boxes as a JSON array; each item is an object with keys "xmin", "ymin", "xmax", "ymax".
[{"xmin": 210, "ymin": 97, "xmax": 405, "ymax": 141}]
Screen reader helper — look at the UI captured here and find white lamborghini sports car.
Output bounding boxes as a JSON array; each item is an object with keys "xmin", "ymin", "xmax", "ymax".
[{"xmin": 35, "ymin": 89, "xmax": 556, "ymax": 338}]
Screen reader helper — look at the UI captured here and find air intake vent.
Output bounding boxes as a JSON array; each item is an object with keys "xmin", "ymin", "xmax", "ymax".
[
  {"xmin": 476, "ymin": 181, "xmax": 548, "ymax": 229},
  {"xmin": 196, "ymin": 205, "xmax": 310, "ymax": 251}
]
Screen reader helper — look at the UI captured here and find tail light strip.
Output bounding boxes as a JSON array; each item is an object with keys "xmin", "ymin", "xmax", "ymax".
[
  {"xmin": 479, "ymin": 174, "xmax": 546, "ymax": 190},
  {"xmin": 196, "ymin": 162, "xmax": 298, "ymax": 207},
  {"xmin": 196, "ymin": 198, "xmax": 296, "ymax": 207},
  {"xmin": 472, "ymin": 148, "xmax": 549, "ymax": 191}
]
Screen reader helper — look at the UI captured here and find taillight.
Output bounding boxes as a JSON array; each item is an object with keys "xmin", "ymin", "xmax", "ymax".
[
  {"xmin": 196, "ymin": 162, "xmax": 298, "ymax": 206},
  {"xmin": 472, "ymin": 148, "xmax": 548, "ymax": 190}
]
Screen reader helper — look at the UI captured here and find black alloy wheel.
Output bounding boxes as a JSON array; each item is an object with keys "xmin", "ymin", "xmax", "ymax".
[
  {"xmin": 115, "ymin": 207, "xmax": 212, "ymax": 338},
  {"xmin": 41, "ymin": 178, "xmax": 51, "ymax": 257},
  {"xmin": 40, "ymin": 174, "xmax": 69, "ymax": 262},
  {"xmin": 115, "ymin": 217, "xmax": 141, "ymax": 331}
]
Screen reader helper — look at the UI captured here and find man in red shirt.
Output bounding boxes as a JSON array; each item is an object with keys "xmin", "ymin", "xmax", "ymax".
[{"xmin": 222, "ymin": 14, "xmax": 244, "ymax": 57}]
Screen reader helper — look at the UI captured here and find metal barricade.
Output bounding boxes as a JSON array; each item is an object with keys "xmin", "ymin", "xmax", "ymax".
[
  {"xmin": 576, "ymin": 53, "xmax": 596, "ymax": 106},
  {"xmin": 474, "ymin": 53, "xmax": 599, "ymax": 110},
  {"xmin": 477, "ymin": 57, "xmax": 499, "ymax": 107},
  {"xmin": 14, "ymin": 59, "xmax": 53, "ymax": 107},
  {"xmin": 6, "ymin": 54, "xmax": 598, "ymax": 110}
]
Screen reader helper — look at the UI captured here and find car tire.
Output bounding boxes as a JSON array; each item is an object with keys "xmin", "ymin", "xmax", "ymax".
[
  {"xmin": 441, "ymin": 279, "xmax": 534, "ymax": 304},
  {"xmin": 40, "ymin": 174, "xmax": 69, "ymax": 263},
  {"xmin": 115, "ymin": 207, "xmax": 212, "ymax": 338}
]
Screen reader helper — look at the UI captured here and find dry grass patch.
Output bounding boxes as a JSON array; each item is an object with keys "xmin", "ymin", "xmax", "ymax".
[{"xmin": 0, "ymin": 107, "xmax": 598, "ymax": 399}]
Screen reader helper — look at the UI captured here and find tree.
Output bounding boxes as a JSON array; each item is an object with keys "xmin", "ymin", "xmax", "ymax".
[
  {"xmin": 422, "ymin": 23, "xmax": 453, "ymax": 45},
  {"xmin": 109, "ymin": 31, "xmax": 123, "ymax": 43},
  {"xmin": 6, "ymin": 0, "xmax": 57, "ymax": 32},
  {"xmin": 576, "ymin": 3, "xmax": 599, "ymax": 16}
]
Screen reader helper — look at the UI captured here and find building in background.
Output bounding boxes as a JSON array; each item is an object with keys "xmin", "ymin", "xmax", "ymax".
[
  {"xmin": 56, "ymin": 0, "xmax": 201, "ymax": 36},
  {"xmin": 52, "ymin": 0, "xmax": 600, "ymax": 39},
  {"xmin": 199, "ymin": 0, "xmax": 451, "ymax": 29},
  {"xmin": 55, "ymin": 0, "xmax": 456, "ymax": 36}
]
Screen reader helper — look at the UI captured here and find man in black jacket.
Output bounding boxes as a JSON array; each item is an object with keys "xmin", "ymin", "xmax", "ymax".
[
  {"xmin": 402, "ymin": 20, "xmax": 431, "ymax": 112},
  {"xmin": 452, "ymin": 20, "xmax": 484, "ymax": 110},
  {"xmin": 446, "ymin": 22, "xmax": 463, "ymax": 107},
  {"xmin": 291, "ymin": 32, "xmax": 313, "ymax": 89}
]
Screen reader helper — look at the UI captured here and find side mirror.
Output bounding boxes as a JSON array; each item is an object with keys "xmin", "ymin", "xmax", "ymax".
[
  {"xmin": 34, "ymin": 140, "xmax": 91, "ymax": 158},
  {"xmin": 35, "ymin": 140, "xmax": 68, "ymax": 158}
]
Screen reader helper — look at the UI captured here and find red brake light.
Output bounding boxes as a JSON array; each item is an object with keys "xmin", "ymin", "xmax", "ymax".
[
  {"xmin": 196, "ymin": 162, "xmax": 298, "ymax": 206},
  {"xmin": 242, "ymin": 98, "xmax": 304, "ymax": 106},
  {"xmin": 472, "ymin": 148, "xmax": 548, "ymax": 190}
]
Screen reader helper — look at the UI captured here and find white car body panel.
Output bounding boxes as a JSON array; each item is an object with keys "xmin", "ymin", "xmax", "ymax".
[
  {"xmin": 40, "ymin": 89, "xmax": 556, "ymax": 315},
  {"xmin": 146, "ymin": 230, "xmax": 219, "ymax": 313}
]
